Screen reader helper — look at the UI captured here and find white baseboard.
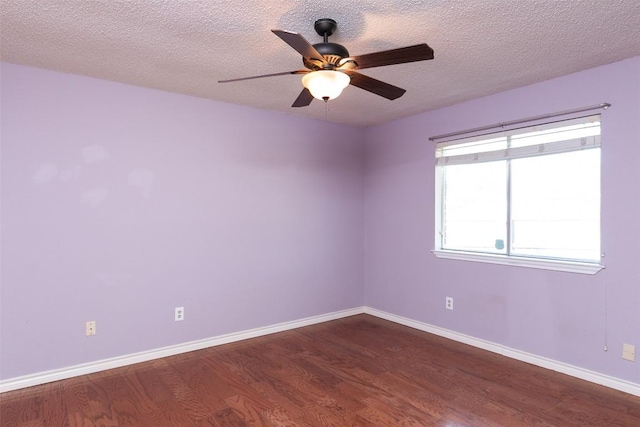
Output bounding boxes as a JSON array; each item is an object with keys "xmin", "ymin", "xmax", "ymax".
[
  {"xmin": 0, "ymin": 307, "xmax": 364, "ymax": 393},
  {"xmin": 3, "ymin": 306, "xmax": 638, "ymax": 398},
  {"xmin": 363, "ymin": 307, "xmax": 640, "ymax": 397}
]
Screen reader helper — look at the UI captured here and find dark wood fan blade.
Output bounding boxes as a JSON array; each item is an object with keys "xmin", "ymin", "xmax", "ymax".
[
  {"xmin": 272, "ymin": 30, "xmax": 326, "ymax": 63},
  {"xmin": 291, "ymin": 88, "xmax": 314, "ymax": 107},
  {"xmin": 347, "ymin": 44, "xmax": 434, "ymax": 70},
  {"xmin": 218, "ymin": 70, "xmax": 308, "ymax": 83},
  {"xmin": 346, "ymin": 71, "xmax": 406, "ymax": 100}
]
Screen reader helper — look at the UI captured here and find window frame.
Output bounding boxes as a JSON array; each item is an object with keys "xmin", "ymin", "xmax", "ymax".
[{"xmin": 433, "ymin": 115, "xmax": 604, "ymax": 275}]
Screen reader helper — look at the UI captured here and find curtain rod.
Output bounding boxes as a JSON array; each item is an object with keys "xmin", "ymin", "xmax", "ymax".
[{"xmin": 429, "ymin": 102, "xmax": 611, "ymax": 142}]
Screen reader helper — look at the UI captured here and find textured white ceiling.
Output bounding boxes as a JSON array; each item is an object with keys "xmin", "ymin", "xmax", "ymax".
[{"xmin": 2, "ymin": 1, "xmax": 640, "ymax": 127}]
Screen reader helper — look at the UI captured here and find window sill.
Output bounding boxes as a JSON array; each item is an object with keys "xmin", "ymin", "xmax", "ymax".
[{"xmin": 432, "ymin": 250, "xmax": 604, "ymax": 275}]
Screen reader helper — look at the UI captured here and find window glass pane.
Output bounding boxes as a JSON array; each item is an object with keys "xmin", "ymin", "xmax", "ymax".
[
  {"xmin": 510, "ymin": 149, "xmax": 600, "ymax": 261},
  {"xmin": 442, "ymin": 161, "xmax": 507, "ymax": 254}
]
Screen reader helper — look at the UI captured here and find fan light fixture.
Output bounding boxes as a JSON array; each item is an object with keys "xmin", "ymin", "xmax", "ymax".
[
  {"xmin": 302, "ymin": 70, "xmax": 350, "ymax": 101},
  {"xmin": 218, "ymin": 18, "xmax": 435, "ymax": 108}
]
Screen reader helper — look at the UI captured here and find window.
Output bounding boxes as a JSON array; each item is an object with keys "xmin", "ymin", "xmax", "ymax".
[{"xmin": 434, "ymin": 115, "xmax": 602, "ymax": 274}]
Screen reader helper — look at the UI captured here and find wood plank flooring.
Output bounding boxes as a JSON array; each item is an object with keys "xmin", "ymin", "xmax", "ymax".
[{"xmin": 1, "ymin": 314, "xmax": 639, "ymax": 426}]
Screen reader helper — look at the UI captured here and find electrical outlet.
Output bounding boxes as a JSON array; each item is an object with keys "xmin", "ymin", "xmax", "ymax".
[
  {"xmin": 622, "ymin": 343, "xmax": 635, "ymax": 362},
  {"xmin": 175, "ymin": 307, "xmax": 184, "ymax": 321},
  {"xmin": 86, "ymin": 321, "xmax": 96, "ymax": 336},
  {"xmin": 446, "ymin": 297, "xmax": 453, "ymax": 310}
]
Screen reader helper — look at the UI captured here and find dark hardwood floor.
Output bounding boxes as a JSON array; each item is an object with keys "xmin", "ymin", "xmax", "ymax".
[{"xmin": 1, "ymin": 314, "xmax": 639, "ymax": 426}]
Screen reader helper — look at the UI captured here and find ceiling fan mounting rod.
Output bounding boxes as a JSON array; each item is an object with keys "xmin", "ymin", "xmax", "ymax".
[
  {"xmin": 314, "ymin": 18, "xmax": 337, "ymax": 40},
  {"xmin": 309, "ymin": 19, "xmax": 350, "ymax": 67}
]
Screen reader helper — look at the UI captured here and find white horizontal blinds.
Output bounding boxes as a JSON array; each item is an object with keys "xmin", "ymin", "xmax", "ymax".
[{"xmin": 435, "ymin": 115, "xmax": 600, "ymax": 166}]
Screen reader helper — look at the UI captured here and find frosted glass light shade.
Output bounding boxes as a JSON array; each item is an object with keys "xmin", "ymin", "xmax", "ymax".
[{"xmin": 302, "ymin": 71, "xmax": 350, "ymax": 101}]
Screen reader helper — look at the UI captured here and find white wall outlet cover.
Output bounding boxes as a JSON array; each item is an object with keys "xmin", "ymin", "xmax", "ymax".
[
  {"xmin": 446, "ymin": 297, "xmax": 453, "ymax": 310},
  {"xmin": 175, "ymin": 307, "xmax": 184, "ymax": 321},
  {"xmin": 622, "ymin": 343, "xmax": 635, "ymax": 362}
]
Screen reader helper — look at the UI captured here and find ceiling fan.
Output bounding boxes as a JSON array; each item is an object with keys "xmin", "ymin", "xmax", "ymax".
[{"xmin": 218, "ymin": 18, "xmax": 434, "ymax": 107}]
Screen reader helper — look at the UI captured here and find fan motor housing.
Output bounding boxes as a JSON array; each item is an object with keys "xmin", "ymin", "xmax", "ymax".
[{"xmin": 312, "ymin": 42, "xmax": 349, "ymax": 66}]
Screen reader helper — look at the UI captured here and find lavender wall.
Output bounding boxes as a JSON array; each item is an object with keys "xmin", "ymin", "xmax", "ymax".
[
  {"xmin": 0, "ymin": 63, "xmax": 364, "ymax": 380},
  {"xmin": 364, "ymin": 56, "xmax": 640, "ymax": 383},
  {"xmin": 2, "ymin": 57, "xmax": 638, "ymax": 386}
]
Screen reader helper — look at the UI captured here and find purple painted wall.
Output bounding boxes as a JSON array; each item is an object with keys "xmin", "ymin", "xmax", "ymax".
[
  {"xmin": 2, "ymin": 57, "xmax": 639, "ymax": 385},
  {"xmin": 0, "ymin": 63, "xmax": 364, "ymax": 380},
  {"xmin": 364, "ymin": 56, "xmax": 640, "ymax": 383}
]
